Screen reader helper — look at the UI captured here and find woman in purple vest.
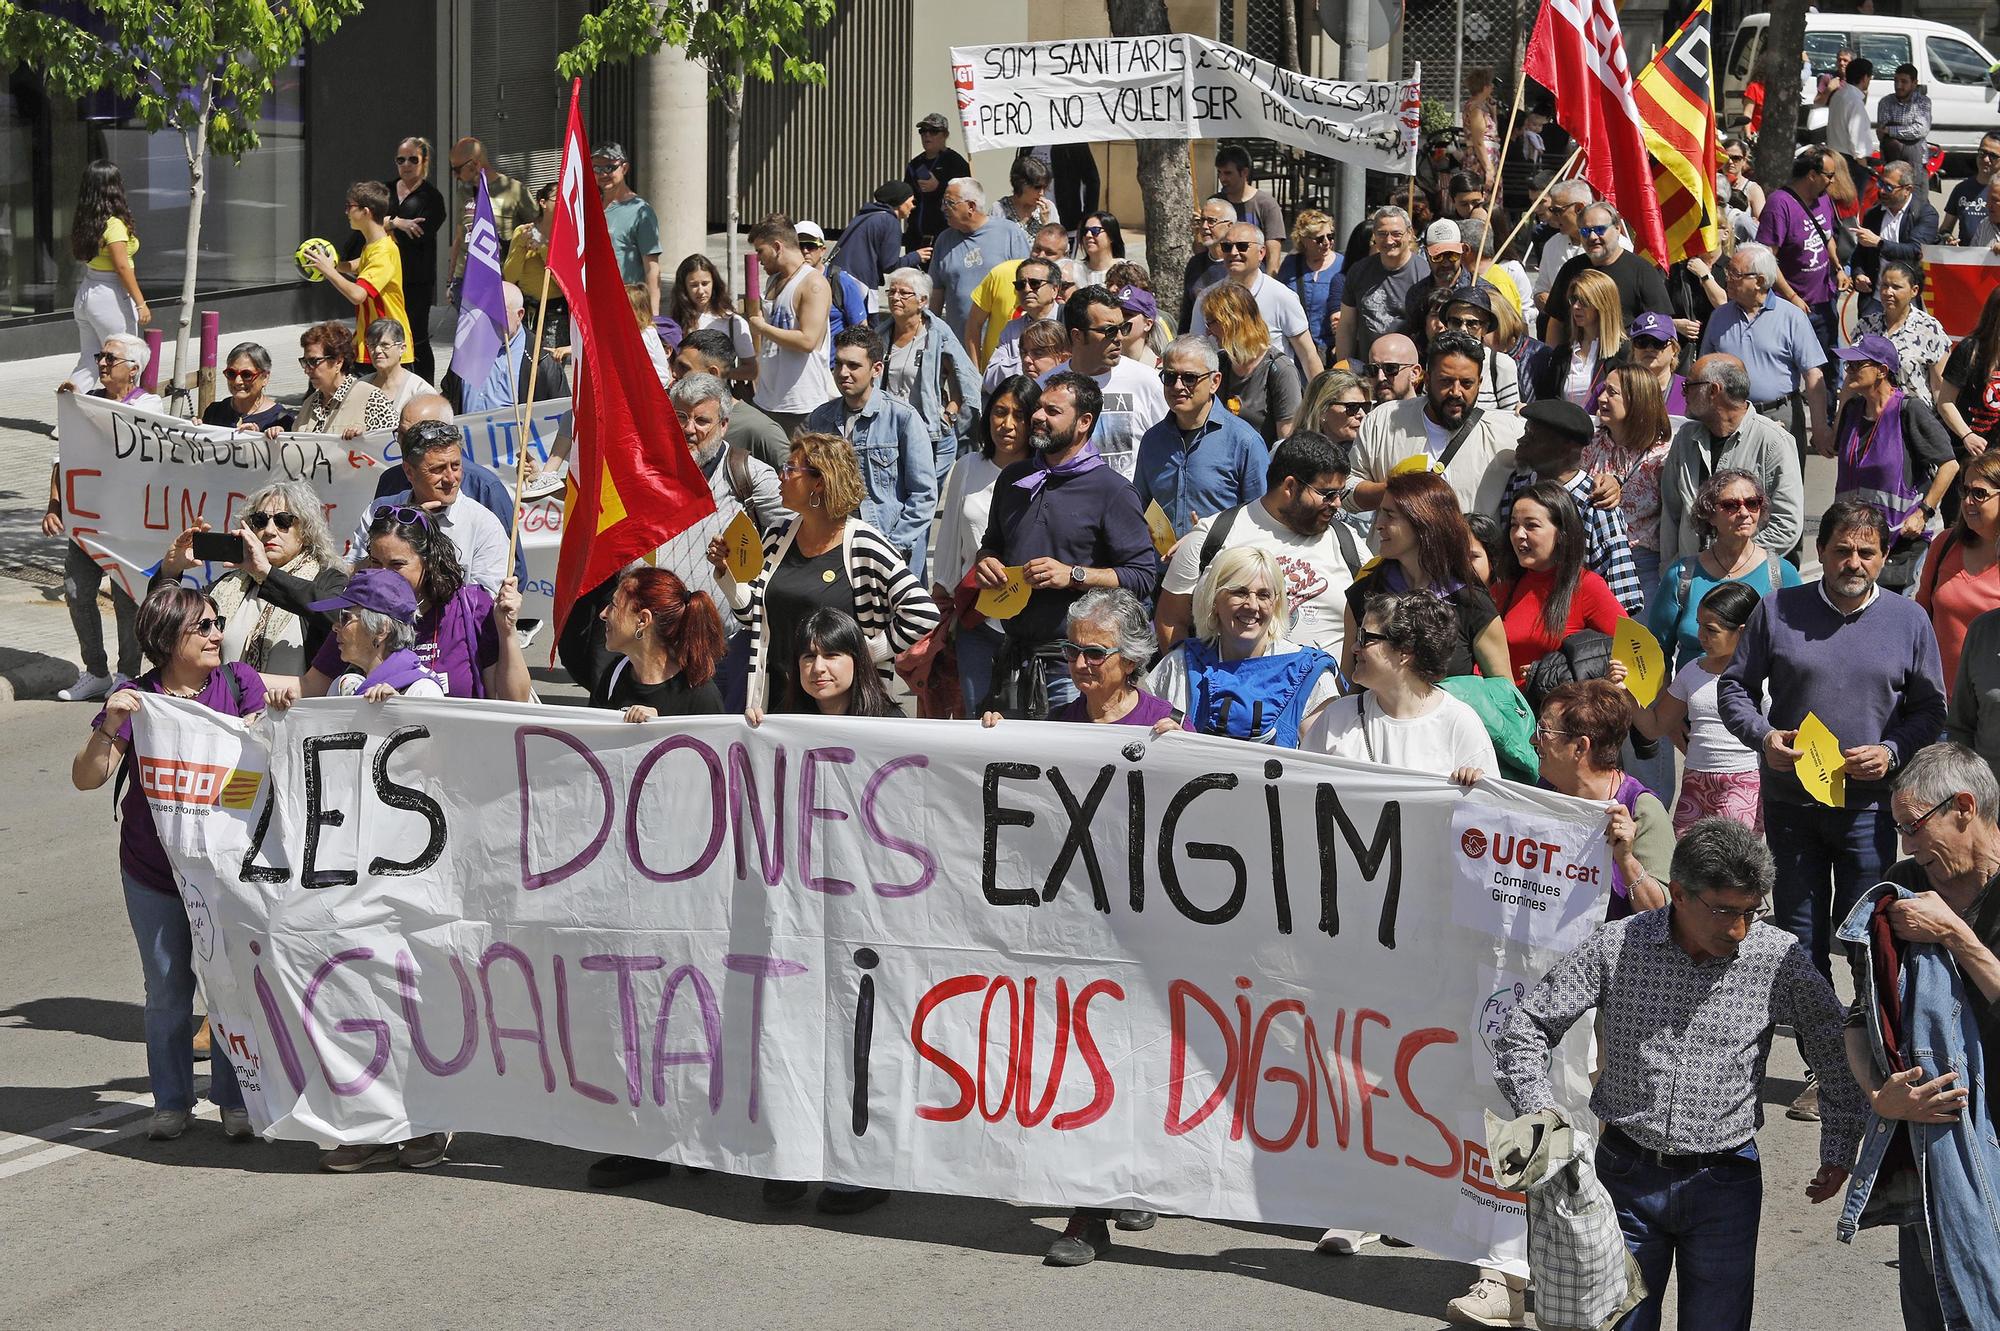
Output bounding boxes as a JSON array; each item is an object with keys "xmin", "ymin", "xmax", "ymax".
[{"xmin": 1828, "ymin": 333, "xmax": 1958, "ymax": 593}]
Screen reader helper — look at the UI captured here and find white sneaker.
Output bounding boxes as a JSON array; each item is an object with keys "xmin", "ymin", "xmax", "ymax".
[
  {"xmin": 58, "ymin": 670, "xmax": 114, "ymax": 702},
  {"xmin": 1446, "ymin": 1276, "xmax": 1527, "ymax": 1327},
  {"xmin": 1315, "ymin": 1228, "xmax": 1381, "ymax": 1255},
  {"xmin": 520, "ymin": 464, "xmax": 567, "ymax": 500}
]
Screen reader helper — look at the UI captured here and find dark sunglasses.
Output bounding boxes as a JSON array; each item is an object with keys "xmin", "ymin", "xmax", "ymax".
[
  {"xmin": 1352, "ymin": 628, "xmax": 1393, "ymax": 649},
  {"xmin": 1365, "ymin": 362, "xmax": 1415, "ymax": 377},
  {"xmin": 1442, "ymin": 314, "xmax": 1490, "ymax": 333},
  {"xmin": 1081, "ymin": 225, "xmax": 1107, "ymax": 236},
  {"xmin": 1086, "ymin": 319, "xmax": 1135, "ymax": 339},
  {"xmin": 1058, "ymin": 639, "xmax": 1119, "ymax": 663},
  {"xmin": 1159, "ymin": 368, "xmax": 1212, "ymax": 388},
  {"xmin": 244, "ymin": 510, "xmax": 299, "ymax": 532},
  {"xmin": 1631, "ymin": 336, "xmax": 1671, "ymax": 350},
  {"xmin": 1221, "ymin": 240, "xmax": 1256, "ymax": 254},
  {"xmin": 395, "ymin": 154, "xmax": 424, "ymax": 165},
  {"xmin": 298, "ymin": 355, "xmax": 338, "ymax": 370},
  {"xmin": 1014, "ymin": 277, "xmax": 1051, "ymax": 292},
  {"xmin": 1328, "ymin": 401, "xmax": 1370, "ymax": 418},
  {"xmin": 371, "ymin": 504, "xmax": 432, "ymax": 530},
  {"xmin": 93, "ymin": 351, "xmax": 133, "ymax": 365},
  {"xmin": 184, "ymin": 617, "xmax": 224, "ymax": 637},
  {"xmin": 222, "ymin": 368, "xmax": 264, "ymax": 381},
  {"xmin": 1714, "ymin": 495, "xmax": 1764, "ymax": 514},
  {"xmin": 1579, "ymin": 224, "xmax": 1612, "ymax": 238}
]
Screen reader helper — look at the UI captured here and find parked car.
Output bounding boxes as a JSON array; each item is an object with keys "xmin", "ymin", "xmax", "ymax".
[{"xmin": 1724, "ymin": 13, "xmax": 1999, "ymax": 172}]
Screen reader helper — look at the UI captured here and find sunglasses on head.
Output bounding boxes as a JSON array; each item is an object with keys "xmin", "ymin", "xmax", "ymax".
[
  {"xmin": 1057, "ymin": 639, "xmax": 1119, "ymax": 663},
  {"xmin": 371, "ymin": 504, "xmax": 432, "ymax": 530},
  {"xmin": 244, "ymin": 510, "xmax": 298, "ymax": 532}
]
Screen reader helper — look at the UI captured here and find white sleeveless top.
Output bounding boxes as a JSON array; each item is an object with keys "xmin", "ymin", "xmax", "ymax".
[{"xmin": 756, "ymin": 263, "xmax": 837, "ymax": 415}]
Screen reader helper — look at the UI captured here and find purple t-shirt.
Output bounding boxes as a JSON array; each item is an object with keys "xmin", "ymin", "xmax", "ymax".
[
  {"xmin": 1757, "ymin": 189, "xmax": 1838, "ymax": 307},
  {"xmin": 311, "ymin": 584, "xmax": 498, "ymax": 698},
  {"xmin": 1049, "ymin": 690, "xmax": 1186, "ymax": 728},
  {"xmin": 96, "ymin": 661, "xmax": 267, "ymax": 895}
]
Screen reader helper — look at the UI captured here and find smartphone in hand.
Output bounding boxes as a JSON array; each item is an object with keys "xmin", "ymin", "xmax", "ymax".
[{"xmin": 191, "ymin": 531, "xmax": 247, "ymax": 565}]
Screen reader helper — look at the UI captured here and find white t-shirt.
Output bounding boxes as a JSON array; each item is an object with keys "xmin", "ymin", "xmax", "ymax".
[
  {"xmin": 1303, "ymin": 689, "xmax": 1497, "ymax": 775},
  {"xmin": 928, "ymin": 452, "xmax": 1002, "ymax": 591},
  {"xmin": 1162, "ymin": 502, "xmax": 1355, "ymax": 657},
  {"xmin": 1667, "ymin": 659, "xmax": 1758, "ymax": 774},
  {"xmin": 696, "ymin": 310, "xmax": 756, "ymax": 365},
  {"xmin": 1190, "ymin": 272, "xmax": 1310, "ymax": 346},
  {"xmin": 331, "ymin": 673, "xmax": 447, "ymax": 699},
  {"xmin": 1147, "ymin": 636, "xmax": 1344, "ymax": 726},
  {"xmin": 1042, "ymin": 357, "xmax": 1167, "ymax": 478}
]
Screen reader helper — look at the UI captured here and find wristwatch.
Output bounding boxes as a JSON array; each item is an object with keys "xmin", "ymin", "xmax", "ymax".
[
  {"xmin": 1069, "ymin": 564, "xmax": 1087, "ymax": 586},
  {"xmin": 1919, "ymin": 502, "xmax": 1938, "ymax": 519}
]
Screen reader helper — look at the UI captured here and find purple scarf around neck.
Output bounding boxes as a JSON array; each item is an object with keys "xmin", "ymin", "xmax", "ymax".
[
  {"xmin": 1014, "ymin": 441, "xmax": 1106, "ymax": 494},
  {"xmin": 357, "ymin": 648, "xmax": 448, "ymax": 695}
]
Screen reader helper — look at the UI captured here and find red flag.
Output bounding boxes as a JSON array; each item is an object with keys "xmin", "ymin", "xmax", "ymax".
[
  {"xmin": 1526, "ymin": 0, "xmax": 1671, "ymax": 266},
  {"xmin": 544, "ymin": 79, "xmax": 716, "ymax": 640}
]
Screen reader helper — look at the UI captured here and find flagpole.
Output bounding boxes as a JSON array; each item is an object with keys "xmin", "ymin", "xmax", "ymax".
[
  {"xmin": 1491, "ymin": 145, "xmax": 1584, "ymax": 267},
  {"xmin": 508, "ymin": 267, "xmax": 555, "ymax": 573},
  {"xmin": 1478, "ymin": 73, "xmax": 1529, "ymax": 267}
]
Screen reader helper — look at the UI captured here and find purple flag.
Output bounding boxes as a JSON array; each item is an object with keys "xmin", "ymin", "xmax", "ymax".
[{"xmin": 452, "ymin": 170, "xmax": 508, "ymax": 392}]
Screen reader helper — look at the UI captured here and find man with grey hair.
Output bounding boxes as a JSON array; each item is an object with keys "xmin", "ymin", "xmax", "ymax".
[
  {"xmin": 353, "ymin": 419, "xmax": 510, "ymax": 592},
  {"xmin": 373, "ymin": 392, "xmax": 529, "ymax": 582},
  {"xmin": 1531, "ymin": 179, "xmax": 1594, "ymax": 312},
  {"xmin": 1336, "ymin": 205, "xmax": 1430, "ymax": 363},
  {"xmin": 1658, "ymin": 353, "xmax": 1805, "ymax": 568},
  {"xmin": 1699, "ymin": 242, "xmax": 1831, "ymax": 456},
  {"xmin": 443, "ymin": 279, "xmax": 570, "ymax": 415},
  {"xmin": 1191, "ymin": 222, "xmax": 1323, "ymax": 380},
  {"xmin": 1851, "ymin": 158, "xmax": 1939, "ymax": 301},
  {"xmin": 930, "ymin": 176, "xmax": 1028, "ymax": 341},
  {"xmin": 1542, "ymin": 200, "xmax": 1674, "ymax": 344},
  {"xmin": 1496, "ymin": 816, "xmax": 1867, "ymax": 1331},
  {"xmin": 1842, "ymin": 742, "xmax": 2000, "ymax": 1328},
  {"xmin": 1133, "ymin": 334, "xmax": 1271, "ymax": 534}
]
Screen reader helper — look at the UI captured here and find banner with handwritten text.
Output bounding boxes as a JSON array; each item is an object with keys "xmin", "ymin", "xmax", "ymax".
[
  {"xmin": 135, "ymin": 698, "xmax": 1606, "ymax": 1263},
  {"xmin": 950, "ymin": 35, "xmax": 1419, "ymax": 171}
]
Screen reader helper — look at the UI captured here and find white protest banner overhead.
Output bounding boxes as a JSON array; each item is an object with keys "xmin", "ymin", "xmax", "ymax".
[
  {"xmin": 950, "ymin": 35, "xmax": 1420, "ymax": 171},
  {"xmin": 137, "ymin": 698, "xmax": 1605, "ymax": 1262}
]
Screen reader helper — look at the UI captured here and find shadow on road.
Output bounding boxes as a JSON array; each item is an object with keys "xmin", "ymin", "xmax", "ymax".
[{"xmin": 0, "ymin": 995, "xmax": 145, "ymax": 1044}]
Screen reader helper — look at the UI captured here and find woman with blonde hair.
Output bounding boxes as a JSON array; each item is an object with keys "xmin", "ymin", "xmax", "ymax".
[
  {"xmin": 1278, "ymin": 207, "xmax": 1344, "ymax": 359},
  {"xmin": 709, "ymin": 431, "xmax": 940, "ymax": 711},
  {"xmin": 1296, "ymin": 367, "xmax": 1370, "ymax": 443},
  {"xmin": 1147, "ymin": 544, "xmax": 1343, "ymax": 746},
  {"xmin": 1533, "ymin": 267, "xmax": 1622, "ymax": 406},
  {"xmin": 628, "ymin": 281, "xmax": 672, "ymax": 390},
  {"xmin": 1200, "ymin": 280, "xmax": 1300, "ymax": 442}
]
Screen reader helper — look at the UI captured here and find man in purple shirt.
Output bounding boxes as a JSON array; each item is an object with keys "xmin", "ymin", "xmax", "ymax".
[
  {"xmin": 1717, "ymin": 500, "xmax": 1947, "ymax": 1112},
  {"xmin": 1757, "ymin": 148, "xmax": 1848, "ymax": 418}
]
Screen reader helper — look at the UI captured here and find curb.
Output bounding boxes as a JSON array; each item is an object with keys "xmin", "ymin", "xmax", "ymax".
[{"xmin": 0, "ymin": 648, "xmax": 81, "ymax": 703}]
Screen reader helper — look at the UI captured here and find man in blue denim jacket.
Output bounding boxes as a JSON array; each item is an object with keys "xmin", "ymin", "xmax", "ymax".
[
  {"xmin": 806, "ymin": 325, "xmax": 937, "ymax": 578},
  {"xmin": 1839, "ymin": 743, "xmax": 2000, "ymax": 1331}
]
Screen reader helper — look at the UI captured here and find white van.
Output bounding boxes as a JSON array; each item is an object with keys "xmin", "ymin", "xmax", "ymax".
[{"xmin": 1724, "ymin": 14, "xmax": 1999, "ymax": 166}]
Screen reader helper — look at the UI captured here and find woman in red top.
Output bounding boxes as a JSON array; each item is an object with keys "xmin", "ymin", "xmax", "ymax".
[
  {"xmin": 1917, "ymin": 450, "xmax": 2000, "ymax": 699},
  {"xmin": 1495, "ymin": 480, "xmax": 1625, "ymax": 683}
]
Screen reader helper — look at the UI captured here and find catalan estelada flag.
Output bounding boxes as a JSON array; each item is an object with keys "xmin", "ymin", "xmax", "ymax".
[{"xmin": 1631, "ymin": 0, "xmax": 1719, "ymax": 265}]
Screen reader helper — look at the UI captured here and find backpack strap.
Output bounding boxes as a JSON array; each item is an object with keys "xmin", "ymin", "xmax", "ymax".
[
  {"xmin": 1330, "ymin": 520, "xmax": 1362, "ymax": 576},
  {"xmin": 1435, "ymin": 406, "xmax": 1486, "ymax": 473},
  {"xmin": 1198, "ymin": 505, "xmax": 1244, "ymax": 575},
  {"xmin": 1919, "ymin": 525, "xmax": 1959, "ymax": 606}
]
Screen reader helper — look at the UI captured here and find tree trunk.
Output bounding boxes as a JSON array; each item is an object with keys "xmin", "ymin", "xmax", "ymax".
[
  {"xmin": 171, "ymin": 77, "xmax": 213, "ymax": 404},
  {"xmin": 1281, "ymin": 0, "xmax": 1300, "ymax": 73},
  {"xmin": 1751, "ymin": 5, "xmax": 1806, "ymax": 190},
  {"xmin": 1106, "ymin": 0, "xmax": 1194, "ymax": 330},
  {"xmin": 724, "ymin": 61, "xmax": 743, "ymax": 282}
]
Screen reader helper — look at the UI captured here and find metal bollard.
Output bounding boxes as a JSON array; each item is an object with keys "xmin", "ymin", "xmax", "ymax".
[{"xmin": 198, "ymin": 311, "xmax": 219, "ymax": 415}]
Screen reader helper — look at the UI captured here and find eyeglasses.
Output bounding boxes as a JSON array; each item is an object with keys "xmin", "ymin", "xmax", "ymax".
[
  {"xmin": 799, "ymin": 239, "xmax": 825, "ymax": 251},
  {"xmin": 885, "ymin": 288, "xmax": 919, "ymax": 301},
  {"xmin": 1688, "ymin": 893, "xmax": 1766, "ymax": 925},
  {"xmin": 369, "ymin": 340, "xmax": 406, "ymax": 353},
  {"xmin": 1713, "ymin": 495, "xmax": 1765, "ymax": 514},
  {"xmin": 1221, "ymin": 240, "xmax": 1256, "ymax": 254},
  {"xmin": 1014, "ymin": 278, "xmax": 1050, "ymax": 292},
  {"xmin": 1442, "ymin": 314, "xmax": 1490, "ymax": 333},
  {"xmin": 1352, "ymin": 628, "xmax": 1392, "ymax": 649},
  {"xmin": 1302, "ymin": 480, "xmax": 1348, "ymax": 505},
  {"xmin": 370, "ymin": 504, "xmax": 432, "ymax": 529},
  {"xmin": 1086, "ymin": 320, "xmax": 1135, "ymax": 339},
  {"xmin": 299, "ymin": 355, "xmax": 338, "ymax": 370},
  {"xmin": 1982, "ymin": 150, "xmax": 2000, "ymax": 162},
  {"xmin": 93, "ymin": 351, "xmax": 134, "ymax": 365},
  {"xmin": 1081, "ymin": 225, "xmax": 1107, "ymax": 236},
  {"xmin": 1894, "ymin": 795, "xmax": 1956, "ymax": 839},
  {"xmin": 222, "ymin": 368, "xmax": 263, "ymax": 382},
  {"xmin": 1726, "ymin": 153, "xmax": 1747, "ymax": 163},
  {"xmin": 1328, "ymin": 401, "xmax": 1370, "ymax": 418},
  {"xmin": 778, "ymin": 463, "xmax": 823, "ymax": 479},
  {"xmin": 396, "ymin": 154, "xmax": 423, "ymax": 165},
  {"xmin": 450, "ymin": 160, "xmax": 477, "ymax": 175},
  {"xmin": 1963, "ymin": 485, "xmax": 2000, "ymax": 505},
  {"xmin": 590, "ymin": 163, "xmax": 617, "ymax": 176},
  {"xmin": 1159, "ymin": 368, "xmax": 1211, "ymax": 389},
  {"xmin": 184, "ymin": 617, "xmax": 224, "ymax": 637},
  {"xmin": 244, "ymin": 510, "xmax": 299, "ymax": 532},
  {"xmin": 1057, "ymin": 639, "xmax": 1119, "ymax": 663},
  {"xmin": 1533, "ymin": 725, "xmax": 1576, "ymax": 743},
  {"xmin": 1631, "ymin": 337, "xmax": 1670, "ymax": 350},
  {"xmin": 1365, "ymin": 362, "xmax": 1415, "ymax": 377},
  {"xmin": 1300, "ymin": 232, "xmax": 1332, "ymax": 245},
  {"xmin": 334, "ymin": 608, "xmax": 363, "ymax": 627},
  {"xmin": 1579, "ymin": 224, "xmax": 1612, "ymax": 238}
]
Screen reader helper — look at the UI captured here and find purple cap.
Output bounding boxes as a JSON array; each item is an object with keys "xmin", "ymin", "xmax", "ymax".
[
  {"xmin": 1627, "ymin": 311, "xmax": 1677, "ymax": 343},
  {"xmin": 1115, "ymin": 285, "xmax": 1158, "ymax": 321},
  {"xmin": 309, "ymin": 567, "xmax": 419, "ymax": 624},
  {"xmin": 653, "ymin": 314, "xmax": 684, "ymax": 351},
  {"xmin": 1836, "ymin": 332, "xmax": 1902, "ymax": 379}
]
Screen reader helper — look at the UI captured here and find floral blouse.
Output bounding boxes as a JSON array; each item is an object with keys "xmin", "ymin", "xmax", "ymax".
[
  {"xmin": 1856, "ymin": 306, "xmax": 1948, "ymax": 406},
  {"xmin": 1583, "ymin": 431, "xmax": 1672, "ymax": 553}
]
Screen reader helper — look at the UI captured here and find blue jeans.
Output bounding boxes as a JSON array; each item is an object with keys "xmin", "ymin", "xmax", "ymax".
[
  {"xmin": 1762, "ymin": 797, "xmax": 1896, "ymax": 979},
  {"xmin": 957, "ymin": 622, "xmax": 1004, "ymax": 716},
  {"xmin": 1599, "ymin": 1133, "xmax": 1763, "ymax": 1331},
  {"xmin": 1900, "ymin": 1223, "xmax": 1948, "ymax": 1331},
  {"xmin": 124, "ymin": 872, "xmax": 241, "ymax": 1113}
]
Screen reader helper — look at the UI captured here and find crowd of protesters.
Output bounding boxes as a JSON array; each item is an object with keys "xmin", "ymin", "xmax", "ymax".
[{"xmin": 44, "ymin": 74, "xmax": 2000, "ymax": 1330}]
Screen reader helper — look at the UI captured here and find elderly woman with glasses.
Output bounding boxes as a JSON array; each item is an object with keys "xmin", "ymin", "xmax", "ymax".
[
  {"xmin": 981, "ymin": 587, "xmax": 1182, "ymax": 729},
  {"xmin": 1309, "ymin": 591, "xmax": 1496, "ymax": 782},
  {"xmin": 362, "ymin": 317, "xmax": 436, "ymax": 417},
  {"xmin": 287, "ymin": 320, "xmax": 396, "ymax": 442},
  {"xmin": 1649, "ymin": 467, "xmax": 1803, "ymax": 672},
  {"xmin": 70, "ymin": 586, "xmax": 267, "ymax": 1145},
  {"xmin": 308, "ymin": 567, "xmax": 449, "ymax": 700},
  {"xmin": 869, "ymin": 265, "xmax": 982, "ymax": 476},
  {"xmin": 1532, "ymin": 678, "xmax": 1672, "ymax": 917},
  {"xmin": 152, "ymin": 479, "xmax": 348, "ymax": 683},
  {"xmin": 1296, "ymin": 368, "xmax": 1371, "ymax": 442},
  {"xmin": 200, "ymin": 342, "xmax": 293, "ymax": 432}
]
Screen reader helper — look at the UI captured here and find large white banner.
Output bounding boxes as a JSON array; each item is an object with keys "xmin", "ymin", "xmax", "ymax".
[
  {"xmin": 950, "ymin": 35, "xmax": 1420, "ymax": 171},
  {"xmin": 56, "ymin": 393, "xmax": 571, "ymax": 626},
  {"xmin": 137, "ymin": 697, "xmax": 1608, "ymax": 1260}
]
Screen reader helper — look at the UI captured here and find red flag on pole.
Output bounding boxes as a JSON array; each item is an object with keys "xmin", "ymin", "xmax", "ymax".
[
  {"xmin": 1525, "ymin": 0, "xmax": 1672, "ymax": 266},
  {"xmin": 544, "ymin": 78, "xmax": 716, "ymax": 640}
]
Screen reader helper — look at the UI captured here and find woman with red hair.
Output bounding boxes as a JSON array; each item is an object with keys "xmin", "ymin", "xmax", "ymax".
[{"xmin": 589, "ymin": 566, "xmax": 728, "ymax": 721}]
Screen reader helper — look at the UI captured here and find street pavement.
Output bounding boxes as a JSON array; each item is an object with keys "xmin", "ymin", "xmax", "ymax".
[{"xmin": 0, "ymin": 300, "xmax": 1887, "ymax": 1329}]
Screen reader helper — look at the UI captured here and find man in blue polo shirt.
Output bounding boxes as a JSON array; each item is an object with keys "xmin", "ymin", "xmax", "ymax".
[
  {"xmin": 1700, "ymin": 241, "xmax": 1830, "ymax": 458},
  {"xmin": 1132, "ymin": 335, "xmax": 1271, "ymax": 535}
]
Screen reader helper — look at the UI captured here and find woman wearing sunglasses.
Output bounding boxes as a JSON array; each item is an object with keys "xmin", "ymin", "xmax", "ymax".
[
  {"xmin": 1076, "ymin": 211, "xmax": 1125, "ymax": 286},
  {"xmin": 289, "ymin": 321, "xmax": 396, "ymax": 441},
  {"xmin": 1648, "ymin": 467, "xmax": 1801, "ymax": 672},
  {"xmin": 199, "ymin": 342, "xmax": 293, "ymax": 433},
  {"xmin": 70, "ymin": 585, "xmax": 267, "ymax": 1144},
  {"xmin": 153, "ymin": 480, "xmax": 348, "ymax": 685},
  {"xmin": 382, "ymin": 137, "xmax": 449, "ymax": 382},
  {"xmin": 980, "ymin": 587, "xmax": 1181, "ymax": 730}
]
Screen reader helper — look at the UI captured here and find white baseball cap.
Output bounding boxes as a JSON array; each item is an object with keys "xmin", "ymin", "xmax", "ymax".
[
  {"xmin": 795, "ymin": 220, "xmax": 826, "ymax": 244},
  {"xmin": 1424, "ymin": 219, "xmax": 1465, "ymax": 253}
]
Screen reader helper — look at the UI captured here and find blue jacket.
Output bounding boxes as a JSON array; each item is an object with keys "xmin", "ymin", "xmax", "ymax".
[
  {"xmin": 833, "ymin": 202, "xmax": 922, "ymax": 292},
  {"xmin": 1131, "ymin": 403, "xmax": 1271, "ymax": 535},
  {"xmin": 804, "ymin": 389, "xmax": 938, "ymax": 580},
  {"xmin": 867, "ymin": 310, "xmax": 982, "ymax": 482},
  {"xmin": 1837, "ymin": 880, "xmax": 2000, "ymax": 1329}
]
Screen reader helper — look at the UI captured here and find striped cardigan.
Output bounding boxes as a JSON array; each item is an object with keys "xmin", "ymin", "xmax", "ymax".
[{"xmin": 721, "ymin": 516, "xmax": 941, "ymax": 710}]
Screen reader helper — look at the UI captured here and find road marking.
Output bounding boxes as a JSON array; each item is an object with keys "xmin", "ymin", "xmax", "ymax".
[
  {"xmin": 0, "ymin": 1092, "xmax": 154, "ymax": 1160},
  {"xmin": 0, "ymin": 1097, "xmax": 227, "ymax": 1181}
]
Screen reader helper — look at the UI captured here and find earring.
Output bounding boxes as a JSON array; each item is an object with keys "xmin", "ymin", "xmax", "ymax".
[{"xmin": 810, "ymin": 493, "xmax": 823, "ymax": 508}]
